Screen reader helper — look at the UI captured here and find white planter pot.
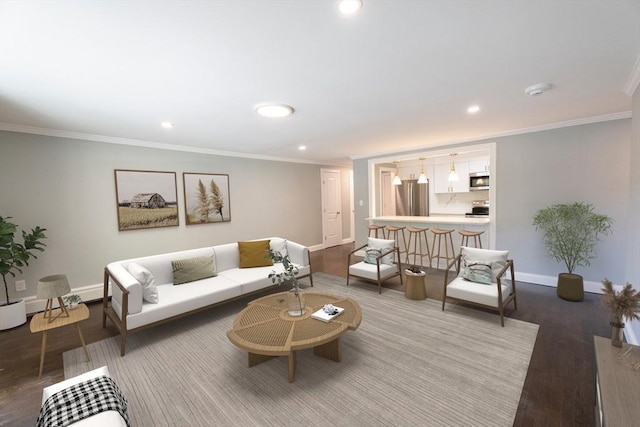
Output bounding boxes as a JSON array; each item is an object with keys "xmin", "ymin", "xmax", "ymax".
[{"xmin": 0, "ymin": 299, "xmax": 27, "ymax": 330}]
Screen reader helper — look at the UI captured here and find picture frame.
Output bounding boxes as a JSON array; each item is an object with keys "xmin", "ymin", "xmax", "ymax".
[
  {"xmin": 114, "ymin": 169, "xmax": 179, "ymax": 231},
  {"xmin": 183, "ymin": 173, "xmax": 231, "ymax": 225}
]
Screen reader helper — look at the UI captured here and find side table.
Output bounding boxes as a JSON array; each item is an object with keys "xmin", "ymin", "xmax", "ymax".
[
  {"xmin": 30, "ymin": 303, "xmax": 91, "ymax": 379},
  {"xmin": 405, "ymin": 270, "xmax": 427, "ymax": 300}
]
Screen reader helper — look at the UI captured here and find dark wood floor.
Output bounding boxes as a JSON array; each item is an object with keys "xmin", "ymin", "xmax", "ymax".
[{"xmin": 0, "ymin": 243, "xmax": 611, "ymax": 426}]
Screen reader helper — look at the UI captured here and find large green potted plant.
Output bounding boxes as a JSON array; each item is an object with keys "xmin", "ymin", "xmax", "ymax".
[
  {"xmin": 533, "ymin": 202, "xmax": 612, "ymax": 301},
  {"xmin": 0, "ymin": 216, "xmax": 47, "ymax": 329}
]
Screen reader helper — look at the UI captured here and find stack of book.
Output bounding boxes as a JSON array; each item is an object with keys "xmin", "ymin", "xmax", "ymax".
[{"xmin": 312, "ymin": 305, "xmax": 344, "ymax": 322}]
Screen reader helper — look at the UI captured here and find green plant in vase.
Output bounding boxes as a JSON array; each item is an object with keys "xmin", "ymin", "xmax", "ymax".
[
  {"xmin": 0, "ymin": 216, "xmax": 47, "ymax": 329},
  {"xmin": 533, "ymin": 202, "xmax": 612, "ymax": 301},
  {"xmin": 268, "ymin": 250, "xmax": 304, "ymax": 316}
]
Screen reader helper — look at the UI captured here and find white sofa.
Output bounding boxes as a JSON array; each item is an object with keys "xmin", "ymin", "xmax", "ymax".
[{"xmin": 102, "ymin": 238, "xmax": 312, "ymax": 355}]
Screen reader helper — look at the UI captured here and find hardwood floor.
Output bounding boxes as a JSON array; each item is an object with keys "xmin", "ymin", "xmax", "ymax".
[{"xmin": 0, "ymin": 243, "xmax": 611, "ymax": 426}]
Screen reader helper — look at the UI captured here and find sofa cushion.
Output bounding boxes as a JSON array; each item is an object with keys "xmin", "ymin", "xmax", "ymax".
[
  {"xmin": 364, "ymin": 248, "xmax": 383, "ymax": 264},
  {"xmin": 127, "ymin": 263, "xmax": 159, "ymax": 303},
  {"xmin": 238, "ymin": 240, "xmax": 273, "ymax": 268},
  {"xmin": 462, "ymin": 260, "xmax": 493, "ymax": 285},
  {"xmin": 270, "ymin": 238, "xmax": 288, "ymax": 261},
  {"xmin": 171, "ymin": 255, "xmax": 216, "ymax": 285},
  {"xmin": 459, "ymin": 247, "xmax": 508, "ymax": 282},
  {"xmin": 367, "ymin": 237, "xmax": 395, "ymax": 265}
]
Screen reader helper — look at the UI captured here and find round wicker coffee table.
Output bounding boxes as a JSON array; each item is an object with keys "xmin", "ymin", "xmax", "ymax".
[{"xmin": 227, "ymin": 291, "xmax": 362, "ymax": 382}]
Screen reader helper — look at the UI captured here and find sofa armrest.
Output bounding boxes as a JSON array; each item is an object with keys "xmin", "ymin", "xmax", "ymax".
[
  {"xmin": 106, "ymin": 263, "xmax": 143, "ymax": 315},
  {"xmin": 286, "ymin": 240, "xmax": 310, "ymax": 267}
]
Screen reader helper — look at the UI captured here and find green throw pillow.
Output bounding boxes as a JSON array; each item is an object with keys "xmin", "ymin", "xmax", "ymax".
[
  {"xmin": 172, "ymin": 255, "xmax": 216, "ymax": 285},
  {"xmin": 364, "ymin": 248, "xmax": 382, "ymax": 264},
  {"xmin": 238, "ymin": 240, "xmax": 273, "ymax": 268},
  {"xmin": 462, "ymin": 260, "xmax": 493, "ymax": 285}
]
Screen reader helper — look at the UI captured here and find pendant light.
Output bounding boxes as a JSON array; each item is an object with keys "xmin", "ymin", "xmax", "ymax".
[
  {"xmin": 417, "ymin": 157, "xmax": 428, "ymax": 184},
  {"xmin": 447, "ymin": 153, "xmax": 459, "ymax": 182},
  {"xmin": 392, "ymin": 161, "xmax": 402, "ymax": 185}
]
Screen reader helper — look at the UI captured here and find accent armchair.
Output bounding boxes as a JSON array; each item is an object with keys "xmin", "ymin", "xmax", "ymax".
[
  {"xmin": 442, "ymin": 246, "xmax": 517, "ymax": 326},
  {"xmin": 347, "ymin": 237, "xmax": 403, "ymax": 294}
]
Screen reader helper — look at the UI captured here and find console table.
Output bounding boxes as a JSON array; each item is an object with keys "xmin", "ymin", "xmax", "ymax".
[{"xmin": 593, "ymin": 335, "xmax": 640, "ymax": 426}]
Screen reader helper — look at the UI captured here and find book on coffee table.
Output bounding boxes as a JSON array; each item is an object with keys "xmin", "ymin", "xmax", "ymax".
[{"xmin": 312, "ymin": 306, "xmax": 344, "ymax": 322}]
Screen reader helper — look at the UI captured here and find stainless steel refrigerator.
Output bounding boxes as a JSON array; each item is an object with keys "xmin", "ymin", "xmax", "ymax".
[{"xmin": 395, "ymin": 179, "xmax": 429, "ymax": 216}]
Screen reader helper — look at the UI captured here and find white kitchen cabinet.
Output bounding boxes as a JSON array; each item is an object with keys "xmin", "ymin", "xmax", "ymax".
[
  {"xmin": 469, "ymin": 159, "xmax": 490, "ymax": 173},
  {"xmin": 434, "ymin": 162, "xmax": 469, "ymax": 193}
]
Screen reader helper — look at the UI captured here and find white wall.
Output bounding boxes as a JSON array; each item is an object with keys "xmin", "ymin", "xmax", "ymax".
[
  {"xmin": 626, "ymin": 85, "xmax": 640, "ymax": 343},
  {"xmin": 0, "ymin": 130, "xmax": 351, "ymax": 301},
  {"xmin": 354, "ymin": 118, "xmax": 633, "ymax": 287}
]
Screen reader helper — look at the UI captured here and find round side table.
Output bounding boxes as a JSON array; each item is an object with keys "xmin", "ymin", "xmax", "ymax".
[{"xmin": 404, "ymin": 270, "xmax": 427, "ymax": 300}]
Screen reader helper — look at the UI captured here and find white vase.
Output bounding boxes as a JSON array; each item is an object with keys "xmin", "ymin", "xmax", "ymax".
[{"xmin": 0, "ymin": 299, "xmax": 27, "ymax": 330}]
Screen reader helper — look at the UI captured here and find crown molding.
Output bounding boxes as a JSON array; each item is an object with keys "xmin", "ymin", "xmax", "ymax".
[
  {"xmin": 0, "ymin": 122, "xmax": 327, "ymax": 166},
  {"xmin": 624, "ymin": 53, "xmax": 640, "ymax": 96},
  {"xmin": 350, "ymin": 111, "xmax": 632, "ymax": 160}
]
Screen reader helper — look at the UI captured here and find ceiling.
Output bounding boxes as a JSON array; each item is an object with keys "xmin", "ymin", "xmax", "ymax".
[{"xmin": 1, "ymin": 1, "xmax": 638, "ymax": 167}]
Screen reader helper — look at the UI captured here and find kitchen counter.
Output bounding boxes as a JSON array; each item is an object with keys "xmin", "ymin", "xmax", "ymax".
[{"xmin": 367, "ymin": 215, "xmax": 490, "ymax": 225}]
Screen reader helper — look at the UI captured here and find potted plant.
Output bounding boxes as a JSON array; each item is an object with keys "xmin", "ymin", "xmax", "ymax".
[
  {"xmin": 533, "ymin": 202, "xmax": 612, "ymax": 301},
  {"xmin": 601, "ymin": 279, "xmax": 640, "ymax": 347},
  {"xmin": 64, "ymin": 294, "xmax": 82, "ymax": 309},
  {"xmin": 268, "ymin": 250, "xmax": 305, "ymax": 316},
  {"xmin": 0, "ymin": 216, "xmax": 47, "ymax": 329}
]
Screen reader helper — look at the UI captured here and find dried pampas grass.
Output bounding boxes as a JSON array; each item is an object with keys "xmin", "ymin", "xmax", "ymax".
[{"xmin": 601, "ymin": 279, "xmax": 640, "ymax": 324}]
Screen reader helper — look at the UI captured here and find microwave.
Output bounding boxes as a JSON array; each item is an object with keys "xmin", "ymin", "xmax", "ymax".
[{"xmin": 469, "ymin": 171, "xmax": 489, "ymax": 191}]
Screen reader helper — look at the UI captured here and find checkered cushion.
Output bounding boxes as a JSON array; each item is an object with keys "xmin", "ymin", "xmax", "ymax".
[{"xmin": 37, "ymin": 376, "xmax": 130, "ymax": 427}]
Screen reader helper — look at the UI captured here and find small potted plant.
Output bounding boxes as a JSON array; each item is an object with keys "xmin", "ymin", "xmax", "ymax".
[
  {"xmin": 533, "ymin": 202, "xmax": 612, "ymax": 301},
  {"xmin": 601, "ymin": 279, "xmax": 640, "ymax": 347},
  {"xmin": 64, "ymin": 294, "xmax": 82, "ymax": 309}
]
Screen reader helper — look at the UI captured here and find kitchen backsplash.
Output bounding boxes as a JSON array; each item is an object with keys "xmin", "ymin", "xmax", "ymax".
[{"xmin": 430, "ymin": 191, "xmax": 488, "ymax": 215}]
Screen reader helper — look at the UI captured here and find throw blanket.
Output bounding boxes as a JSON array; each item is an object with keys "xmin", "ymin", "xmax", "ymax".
[{"xmin": 37, "ymin": 376, "xmax": 130, "ymax": 427}]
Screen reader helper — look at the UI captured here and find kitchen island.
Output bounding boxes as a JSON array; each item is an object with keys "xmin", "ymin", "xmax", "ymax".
[{"xmin": 366, "ymin": 215, "xmax": 492, "ymax": 268}]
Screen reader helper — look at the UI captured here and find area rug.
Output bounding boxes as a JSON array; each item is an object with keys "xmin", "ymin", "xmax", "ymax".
[{"xmin": 64, "ymin": 273, "xmax": 538, "ymax": 426}]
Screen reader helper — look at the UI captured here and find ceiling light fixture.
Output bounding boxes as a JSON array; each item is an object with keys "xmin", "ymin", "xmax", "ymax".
[
  {"xmin": 338, "ymin": 0, "xmax": 363, "ymax": 15},
  {"xmin": 447, "ymin": 153, "xmax": 459, "ymax": 182},
  {"xmin": 417, "ymin": 157, "xmax": 428, "ymax": 184},
  {"xmin": 467, "ymin": 105, "xmax": 480, "ymax": 114},
  {"xmin": 298, "ymin": 145, "xmax": 307, "ymax": 151},
  {"xmin": 255, "ymin": 103, "xmax": 294, "ymax": 118},
  {"xmin": 161, "ymin": 121, "xmax": 174, "ymax": 128},
  {"xmin": 524, "ymin": 83, "xmax": 552, "ymax": 96}
]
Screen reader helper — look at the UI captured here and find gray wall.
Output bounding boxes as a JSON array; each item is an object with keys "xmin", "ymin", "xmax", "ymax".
[
  {"xmin": 354, "ymin": 118, "xmax": 634, "ymax": 286},
  {"xmin": 0, "ymin": 130, "xmax": 350, "ymax": 300}
]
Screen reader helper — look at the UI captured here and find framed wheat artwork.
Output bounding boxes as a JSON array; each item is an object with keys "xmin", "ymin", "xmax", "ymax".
[
  {"xmin": 114, "ymin": 169, "xmax": 179, "ymax": 231},
  {"xmin": 183, "ymin": 173, "xmax": 231, "ymax": 225}
]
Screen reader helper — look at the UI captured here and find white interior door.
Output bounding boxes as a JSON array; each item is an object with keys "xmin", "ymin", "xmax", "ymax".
[{"xmin": 322, "ymin": 169, "xmax": 342, "ymax": 248}]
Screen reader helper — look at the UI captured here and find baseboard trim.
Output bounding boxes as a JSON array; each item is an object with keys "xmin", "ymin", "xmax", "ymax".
[{"xmin": 25, "ymin": 283, "xmax": 107, "ymax": 315}]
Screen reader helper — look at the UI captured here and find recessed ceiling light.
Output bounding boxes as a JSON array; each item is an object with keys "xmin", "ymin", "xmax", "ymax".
[
  {"xmin": 524, "ymin": 83, "xmax": 552, "ymax": 96},
  {"xmin": 255, "ymin": 104, "xmax": 294, "ymax": 118},
  {"xmin": 161, "ymin": 121, "xmax": 174, "ymax": 129},
  {"xmin": 339, "ymin": 0, "xmax": 363, "ymax": 15},
  {"xmin": 298, "ymin": 145, "xmax": 307, "ymax": 151},
  {"xmin": 467, "ymin": 105, "xmax": 480, "ymax": 114}
]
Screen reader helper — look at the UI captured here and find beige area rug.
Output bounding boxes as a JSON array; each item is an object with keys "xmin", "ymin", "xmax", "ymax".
[{"xmin": 64, "ymin": 273, "xmax": 538, "ymax": 426}]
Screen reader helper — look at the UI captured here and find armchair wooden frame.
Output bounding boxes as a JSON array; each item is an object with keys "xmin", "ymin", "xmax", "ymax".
[
  {"xmin": 442, "ymin": 253, "xmax": 517, "ymax": 326},
  {"xmin": 347, "ymin": 244, "xmax": 403, "ymax": 294}
]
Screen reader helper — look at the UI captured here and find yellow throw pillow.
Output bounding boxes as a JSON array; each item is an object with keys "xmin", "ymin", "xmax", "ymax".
[{"xmin": 238, "ymin": 240, "xmax": 273, "ymax": 268}]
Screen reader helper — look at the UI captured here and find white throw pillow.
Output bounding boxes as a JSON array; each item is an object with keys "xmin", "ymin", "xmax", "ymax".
[
  {"xmin": 367, "ymin": 237, "xmax": 395, "ymax": 265},
  {"xmin": 459, "ymin": 247, "xmax": 509, "ymax": 283},
  {"xmin": 128, "ymin": 262, "xmax": 159, "ymax": 304},
  {"xmin": 270, "ymin": 238, "xmax": 288, "ymax": 261}
]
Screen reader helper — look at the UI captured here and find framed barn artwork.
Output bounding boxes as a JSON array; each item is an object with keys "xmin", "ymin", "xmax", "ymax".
[
  {"xmin": 182, "ymin": 173, "xmax": 231, "ymax": 225},
  {"xmin": 114, "ymin": 169, "xmax": 179, "ymax": 231}
]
